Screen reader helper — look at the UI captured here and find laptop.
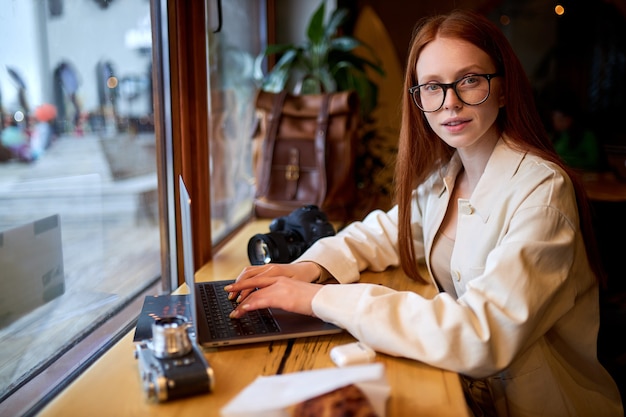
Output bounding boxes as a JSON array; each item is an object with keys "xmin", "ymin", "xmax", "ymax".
[
  {"xmin": 179, "ymin": 176, "xmax": 342, "ymax": 347},
  {"xmin": 0, "ymin": 214, "xmax": 65, "ymax": 327}
]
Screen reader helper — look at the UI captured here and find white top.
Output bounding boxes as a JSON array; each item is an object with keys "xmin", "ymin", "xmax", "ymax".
[
  {"xmin": 431, "ymin": 230, "xmax": 457, "ymax": 298},
  {"xmin": 297, "ymin": 138, "xmax": 624, "ymax": 417}
]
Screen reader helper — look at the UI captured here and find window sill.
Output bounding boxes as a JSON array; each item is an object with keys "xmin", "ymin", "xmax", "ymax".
[{"xmin": 0, "ymin": 279, "xmax": 161, "ymax": 417}]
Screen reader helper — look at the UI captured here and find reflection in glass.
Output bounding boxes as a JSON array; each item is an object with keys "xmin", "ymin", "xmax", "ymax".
[
  {"xmin": 0, "ymin": 0, "xmax": 159, "ymax": 401},
  {"xmin": 206, "ymin": 0, "xmax": 265, "ymax": 243}
]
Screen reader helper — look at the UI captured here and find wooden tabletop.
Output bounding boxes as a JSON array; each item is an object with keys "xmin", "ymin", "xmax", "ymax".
[
  {"xmin": 38, "ymin": 221, "xmax": 469, "ymax": 417},
  {"xmin": 580, "ymin": 171, "xmax": 626, "ymax": 202}
]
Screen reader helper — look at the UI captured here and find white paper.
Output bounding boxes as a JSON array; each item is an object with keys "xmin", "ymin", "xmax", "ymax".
[{"xmin": 220, "ymin": 363, "xmax": 390, "ymax": 417}]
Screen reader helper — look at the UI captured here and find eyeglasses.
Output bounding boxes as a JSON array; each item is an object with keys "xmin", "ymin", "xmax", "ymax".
[{"xmin": 408, "ymin": 73, "xmax": 501, "ymax": 112}]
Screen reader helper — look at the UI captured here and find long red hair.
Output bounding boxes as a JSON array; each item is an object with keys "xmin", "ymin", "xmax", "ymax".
[{"xmin": 395, "ymin": 9, "xmax": 604, "ymax": 285}]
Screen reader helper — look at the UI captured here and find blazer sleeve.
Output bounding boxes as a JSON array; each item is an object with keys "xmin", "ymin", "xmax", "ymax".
[{"xmin": 294, "ymin": 206, "xmax": 402, "ymax": 283}]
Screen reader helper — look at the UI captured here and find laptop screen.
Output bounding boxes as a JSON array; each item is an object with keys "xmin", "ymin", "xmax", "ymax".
[{"xmin": 178, "ymin": 176, "xmax": 199, "ymax": 337}]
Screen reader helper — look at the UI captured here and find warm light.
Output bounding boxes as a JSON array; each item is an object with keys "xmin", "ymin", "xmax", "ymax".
[
  {"xmin": 500, "ymin": 14, "xmax": 511, "ymax": 25},
  {"xmin": 107, "ymin": 76, "xmax": 118, "ymax": 89},
  {"xmin": 555, "ymin": 4, "xmax": 565, "ymax": 15}
]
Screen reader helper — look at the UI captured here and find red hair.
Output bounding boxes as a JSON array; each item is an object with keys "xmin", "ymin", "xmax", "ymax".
[{"xmin": 395, "ymin": 9, "xmax": 604, "ymax": 284}]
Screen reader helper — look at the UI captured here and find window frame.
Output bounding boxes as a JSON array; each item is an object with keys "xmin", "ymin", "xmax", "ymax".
[
  {"xmin": 164, "ymin": 0, "xmax": 276, "ymax": 288},
  {"xmin": 161, "ymin": 0, "xmax": 213, "ymax": 288}
]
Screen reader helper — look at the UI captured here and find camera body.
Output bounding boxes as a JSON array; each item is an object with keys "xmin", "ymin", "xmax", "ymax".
[
  {"xmin": 134, "ymin": 316, "xmax": 214, "ymax": 402},
  {"xmin": 248, "ymin": 205, "xmax": 336, "ymax": 265}
]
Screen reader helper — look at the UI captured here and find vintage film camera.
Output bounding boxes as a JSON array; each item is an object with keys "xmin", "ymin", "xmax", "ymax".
[
  {"xmin": 247, "ymin": 205, "xmax": 336, "ymax": 265},
  {"xmin": 134, "ymin": 316, "xmax": 214, "ymax": 402}
]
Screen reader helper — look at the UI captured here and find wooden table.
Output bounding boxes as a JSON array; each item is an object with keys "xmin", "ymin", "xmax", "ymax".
[
  {"xmin": 580, "ymin": 171, "xmax": 626, "ymax": 202},
  {"xmin": 38, "ymin": 221, "xmax": 469, "ymax": 417}
]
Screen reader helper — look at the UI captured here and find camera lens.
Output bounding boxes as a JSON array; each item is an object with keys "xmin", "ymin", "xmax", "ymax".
[
  {"xmin": 250, "ymin": 238, "xmax": 272, "ymax": 265},
  {"xmin": 151, "ymin": 316, "xmax": 192, "ymax": 358},
  {"xmin": 247, "ymin": 233, "xmax": 289, "ymax": 265},
  {"xmin": 247, "ymin": 232, "xmax": 306, "ymax": 265}
]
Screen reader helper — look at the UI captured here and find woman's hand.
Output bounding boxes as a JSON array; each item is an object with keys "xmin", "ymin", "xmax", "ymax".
[
  {"xmin": 225, "ymin": 262, "xmax": 323, "ymax": 318},
  {"xmin": 227, "ymin": 262, "xmax": 321, "ymax": 302}
]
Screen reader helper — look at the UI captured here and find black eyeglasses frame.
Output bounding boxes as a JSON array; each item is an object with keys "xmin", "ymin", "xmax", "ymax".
[{"xmin": 408, "ymin": 73, "xmax": 502, "ymax": 112}]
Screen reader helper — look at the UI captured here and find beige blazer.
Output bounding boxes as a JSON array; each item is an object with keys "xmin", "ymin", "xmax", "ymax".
[{"xmin": 299, "ymin": 138, "xmax": 623, "ymax": 416}]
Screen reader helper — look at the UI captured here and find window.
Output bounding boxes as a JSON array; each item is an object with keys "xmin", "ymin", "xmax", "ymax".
[
  {"xmin": 205, "ymin": 0, "xmax": 266, "ymax": 244},
  {"xmin": 0, "ymin": 0, "xmax": 160, "ymax": 411},
  {"xmin": 0, "ymin": 0, "xmax": 335, "ymax": 413},
  {"xmin": 0, "ymin": 0, "xmax": 268, "ymax": 414}
]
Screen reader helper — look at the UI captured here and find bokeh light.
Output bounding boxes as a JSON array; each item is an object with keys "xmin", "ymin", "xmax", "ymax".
[
  {"xmin": 107, "ymin": 76, "xmax": 118, "ymax": 89},
  {"xmin": 555, "ymin": 4, "xmax": 565, "ymax": 15}
]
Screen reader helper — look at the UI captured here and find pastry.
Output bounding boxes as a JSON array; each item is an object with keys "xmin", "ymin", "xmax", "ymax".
[{"xmin": 290, "ymin": 383, "xmax": 379, "ymax": 417}]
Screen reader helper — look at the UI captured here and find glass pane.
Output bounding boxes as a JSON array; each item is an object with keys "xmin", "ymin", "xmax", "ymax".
[
  {"xmin": 0, "ymin": 0, "xmax": 159, "ymax": 400},
  {"xmin": 207, "ymin": 0, "xmax": 265, "ymax": 242}
]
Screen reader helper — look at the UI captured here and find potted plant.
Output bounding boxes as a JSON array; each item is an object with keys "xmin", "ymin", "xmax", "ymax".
[{"xmin": 254, "ymin": 1, "xmax": 383, "ymax": 118}]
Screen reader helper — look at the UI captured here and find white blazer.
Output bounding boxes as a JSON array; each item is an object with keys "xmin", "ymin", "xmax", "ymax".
[{"xmin": 298, "ymin": 138, "xmax": 623, "ymax": 416}]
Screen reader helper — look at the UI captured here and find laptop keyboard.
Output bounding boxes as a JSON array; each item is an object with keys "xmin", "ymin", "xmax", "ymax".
[{"xmin": 199, "ymin": 282, "xmax": 281, "ymax": 339}]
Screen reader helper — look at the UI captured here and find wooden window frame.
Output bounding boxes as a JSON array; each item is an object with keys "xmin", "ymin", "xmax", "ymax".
[
  {"xmin": 165, "ymin": 0, "xmax": 211, "ymax": 286},
  {"xmin": 164, "ymin": 0, "xmax": 275, "ymax": 286}
]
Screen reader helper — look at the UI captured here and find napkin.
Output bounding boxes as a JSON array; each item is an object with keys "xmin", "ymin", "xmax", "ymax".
[{"xmin": 220, "ymin": 362, "xmax": 390, "ymax": 417}]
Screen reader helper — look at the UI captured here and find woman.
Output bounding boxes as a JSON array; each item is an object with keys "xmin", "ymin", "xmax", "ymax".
[{"xmin": 226, "ymin": 10, "xmax": 623, "ymax": 416}]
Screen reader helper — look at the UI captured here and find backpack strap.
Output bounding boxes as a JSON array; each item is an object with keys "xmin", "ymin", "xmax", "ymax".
[{"xmin": 255, "ymin": 90, "xmax": 287, "ymax": 198}]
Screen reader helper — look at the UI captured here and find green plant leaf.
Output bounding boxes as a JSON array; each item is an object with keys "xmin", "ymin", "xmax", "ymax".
[
  {"xmin": 317, "ymin": 69, "xmax": 336, "ymax": 92},
  {"xmin": 329, "ymin": 37, "xmax": 361, "ymax": 52},
  {"xmin": 271, "ymin": 49, "xmax": 299, "ymax": 73},
  {"xmin": 264, "ymin": 43, "xmax": 296, "ymax": 56},
  {"xmin": 306, "ymin": 2, "xmax": 326, "ymax": 45},
  {"xmin": 332, "ymin": 52, "xmax": 385, "ymax": 77},
  {"xmin": 299, "ymin": 78, "xmax": 320, "ymax": 94},
  {"xmin": 262, "ymin": 68, "xmax": 289, "ymax": 92},
  {"xmin": 325, "ymin": 7, "xmax": 348, "ymax": 39},
  {"xmin": 262, "ymin": 49, "xmax": 299, "ymax": 92}
]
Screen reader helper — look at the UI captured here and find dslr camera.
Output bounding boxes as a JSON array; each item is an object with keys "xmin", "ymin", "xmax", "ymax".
[
  {"xmin": 247, "ymin": 205, "xmax": 336, "ymax": 265},
  {"xmin": 134, "ymin": 316, "xmax": 214, "ymax": 402}
]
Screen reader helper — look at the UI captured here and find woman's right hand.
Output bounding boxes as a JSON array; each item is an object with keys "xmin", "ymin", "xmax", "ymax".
[{"xmin": 227, "ymin": 261, "xmax": 321, "ymax": 303}]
